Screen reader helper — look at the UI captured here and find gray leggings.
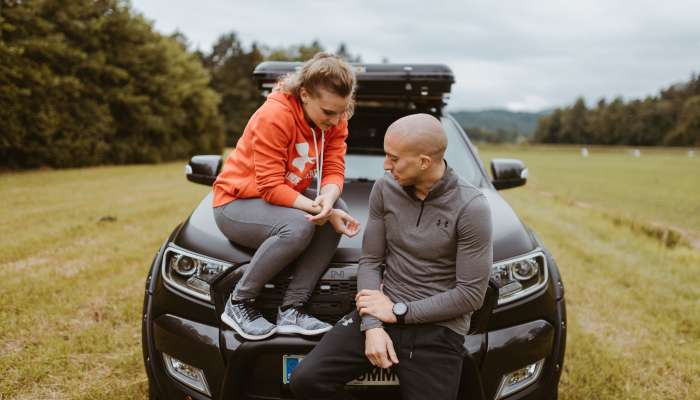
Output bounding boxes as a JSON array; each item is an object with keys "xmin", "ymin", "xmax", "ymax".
[{"xmin": 213, "ymin": 190, "xmax": 347, "ymax": 307}]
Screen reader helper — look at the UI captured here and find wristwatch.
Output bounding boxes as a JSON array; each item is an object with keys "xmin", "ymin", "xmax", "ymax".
[{"xmin": 392, "ymin": 302, "xmax": 408, "ymax": 324}]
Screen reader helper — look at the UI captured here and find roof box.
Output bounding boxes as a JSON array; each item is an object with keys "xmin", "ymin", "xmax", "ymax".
[{"xmin": 253, "ymin": 62, "xmax": 454, "ymax": 111}]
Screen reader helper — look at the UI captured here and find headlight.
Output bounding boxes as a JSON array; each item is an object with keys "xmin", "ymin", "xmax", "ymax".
[
  {"xmin": 491, "ymin": 251, "xmax": 548, "ymax": 305},
  {"xmin": 161, "ymin": 244, "xmax": 234, "ymax": 302}
]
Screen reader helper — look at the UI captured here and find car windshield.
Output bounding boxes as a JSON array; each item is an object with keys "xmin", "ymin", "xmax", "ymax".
[{"xmin": 344, "ymin": 115, "xmax": 486, "ymax": 187}]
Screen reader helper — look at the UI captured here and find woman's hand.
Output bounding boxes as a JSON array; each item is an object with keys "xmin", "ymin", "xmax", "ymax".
[
  {"xmin": 328, "ymin": 209, "xmax": 360, "ymax": 237},
  {"xmin": 303, "ymin": 193, "xmax": 333, "ymax": 226},
  {"xmin": 306, "ymin": 192, "xmax": 335, "ymax": 222}
]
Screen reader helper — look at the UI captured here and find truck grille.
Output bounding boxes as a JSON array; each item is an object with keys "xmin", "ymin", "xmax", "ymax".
[{"xmin": 257, "ymin": 271, "xmax": 358, "ymax": 324}]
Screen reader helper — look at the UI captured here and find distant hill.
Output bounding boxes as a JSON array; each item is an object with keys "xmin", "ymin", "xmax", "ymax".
[{"xmin": 450, "ymin": 109, "xmax": 549, "ymax": 139}]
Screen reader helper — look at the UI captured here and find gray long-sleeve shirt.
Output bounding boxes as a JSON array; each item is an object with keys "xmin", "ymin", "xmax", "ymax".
[{"xmin": 357, "ymin": 165, "xmax": 493, "ymax": 335}]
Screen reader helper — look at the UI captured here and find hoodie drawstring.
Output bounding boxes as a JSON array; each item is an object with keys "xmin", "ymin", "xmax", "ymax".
[{"xmin": 311, "ymin": 128, "xmax": 325, "ymax": 193}]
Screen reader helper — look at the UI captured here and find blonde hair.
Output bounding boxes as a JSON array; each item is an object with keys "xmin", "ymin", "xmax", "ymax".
[{"xmin": 275, "ymin": 52, "xmax": 357, "ymax": 118}]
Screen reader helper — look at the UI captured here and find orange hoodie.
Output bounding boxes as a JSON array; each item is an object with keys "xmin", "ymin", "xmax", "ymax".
[{"xmin": 212, "ymin": 92, "xmax": 348, "ymax": 208}]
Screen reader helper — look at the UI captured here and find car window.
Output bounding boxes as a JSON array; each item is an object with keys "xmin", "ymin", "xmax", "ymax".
[
  {"xmin": 441, "ymin": 117, "xmax": 486, "ymax": 187},
  {"xmin": 344, "ymin": 117, "xmax": 485, "ymax": 187}
]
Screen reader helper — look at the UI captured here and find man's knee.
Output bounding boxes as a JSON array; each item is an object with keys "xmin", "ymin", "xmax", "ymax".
[{"xmin": 289, "ymin": 361, "xmax": 316, "ymax": 398}]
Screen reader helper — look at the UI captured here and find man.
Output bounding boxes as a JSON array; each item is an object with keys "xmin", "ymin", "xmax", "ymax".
[{"xmin": 290, "ymin": 113, "xmax": 493, "ymax": 400}]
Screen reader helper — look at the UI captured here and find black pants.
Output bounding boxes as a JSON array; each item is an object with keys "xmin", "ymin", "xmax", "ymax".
[{"xmin": 290, "ymin": 310, "xmax": 465, "ymax": 400}]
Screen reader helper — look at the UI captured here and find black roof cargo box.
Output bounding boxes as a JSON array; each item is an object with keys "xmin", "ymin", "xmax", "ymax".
[{"xmin": 253, "ymin": 62, "xmax": 454, "ymax": 111}]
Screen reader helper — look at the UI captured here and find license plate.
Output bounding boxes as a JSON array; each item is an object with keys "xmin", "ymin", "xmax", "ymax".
[{"xmin": 282, "ymin": 355, "xmax": 399, "ymax": 386}]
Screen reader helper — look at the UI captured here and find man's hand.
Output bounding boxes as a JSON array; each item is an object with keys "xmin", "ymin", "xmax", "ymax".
[
  {"xmin": 327, "ymin": 209, "xmax": 360, "ymax": 237},
  {"xmin": 364, "ymin": 328, "xmax": 399, "ymax": 368},
  {"xmin": 356, "ymin": 289, "xmax": 397, "ymax": 323}
]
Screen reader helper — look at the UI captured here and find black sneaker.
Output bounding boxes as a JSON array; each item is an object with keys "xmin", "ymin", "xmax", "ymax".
[
  {"xmin": 221, "ymin": 295, "xmax": 276, "ymax": 341},
  {"xmin": 276, "ymin": 304, "xmax": 332, "ymax": 335}
]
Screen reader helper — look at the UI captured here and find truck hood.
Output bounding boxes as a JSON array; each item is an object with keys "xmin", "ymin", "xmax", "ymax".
[{"xmin": 173, "ymin": 183, "xmax": 535, "ymax": 265}]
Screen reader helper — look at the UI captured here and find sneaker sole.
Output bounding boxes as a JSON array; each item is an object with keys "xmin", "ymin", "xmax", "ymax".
[
  {"xmin": 221, "ymin": 312, "xmax": 276, "ymax": 341},
  {"xmin": 276, "ymin": 324, "xmax": 332, "ymax": 336}
]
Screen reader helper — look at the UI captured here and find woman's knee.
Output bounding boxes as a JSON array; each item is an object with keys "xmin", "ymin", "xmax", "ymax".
[{"xmin": 277, "ymin": 213, "xmax": 315, "ymax": 244}]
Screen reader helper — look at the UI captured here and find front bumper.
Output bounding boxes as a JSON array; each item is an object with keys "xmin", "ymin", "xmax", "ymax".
[
  {"xmin": 143, "ymin": 244, "xmax": 566, "ymax": 400},
  {"xmin": 144, "ymin": 306, "xmax": 565, "ymax": 400}
]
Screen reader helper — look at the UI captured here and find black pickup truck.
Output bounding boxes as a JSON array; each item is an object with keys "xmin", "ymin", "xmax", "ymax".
[{"xmin": 141, "ymin": 62, "xmax": 567, "ymax": 400}]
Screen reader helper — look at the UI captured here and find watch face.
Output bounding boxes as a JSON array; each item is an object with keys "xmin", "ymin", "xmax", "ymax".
[{"xmin": 393, "ymin": 302, "xmax": 407, "ymax": 316}]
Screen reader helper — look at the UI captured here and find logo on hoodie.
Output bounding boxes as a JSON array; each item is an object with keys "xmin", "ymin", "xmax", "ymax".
[
  {"xmin": 292, "ymin": 142, "xmax": 315, "ymax": 171},
  {"xmin": 287, "ymin": 141, "xmax": 317, "ymax": 185}
]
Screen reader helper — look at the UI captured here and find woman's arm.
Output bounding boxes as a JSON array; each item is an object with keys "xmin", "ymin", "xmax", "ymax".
[
  {"xmin": 293, "ymin": 194, "xmax": 323, "ymax": 214},
  {"xmin": 250, "ymin": 112, "xmax": 325, "ymax": 214}
]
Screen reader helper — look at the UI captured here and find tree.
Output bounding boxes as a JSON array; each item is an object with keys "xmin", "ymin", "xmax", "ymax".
[
  {"xmin": 560, "ymin": 97, "xmax": 588, "ymax": 143},
  {"xmin": 335, "ymin": 43, "xmax": 361, "ymax": 62},
  {"xmin": 534, "ymin": 109, "xmax": 563, "ymax": 143},
  {"xmin": 0, "ymin": 0, "xmax": 224, "ymax": 168},
  {"xmin": 199, "ymin": 38, "xmax": 363, "ymax": 146},
  {"xmin": 264, "ymin": 40, "xmax": 325, "ymax": 62},
  {"xmin": 665, "ymin": 95, "xmax": 700, "ymax": 146},
  {"xmin": 202, "ymin": 33, "xmax": 264, "ymax": 146},
  {"xmin": 533, "ymin": 72, "xmax": 700, "ymax": 146}
]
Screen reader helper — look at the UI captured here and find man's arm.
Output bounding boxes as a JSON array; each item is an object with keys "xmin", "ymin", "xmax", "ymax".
[
  {"xmin": 356, "ymin": 178, "xmax": 399, "ymax": 368},
  {"xmin": 356, "ymin": 178, "xmax": 386, "ymax": 331},
  {"xmin": 405, "ymin": 194, "xmax": 493, "ymax": 324}
]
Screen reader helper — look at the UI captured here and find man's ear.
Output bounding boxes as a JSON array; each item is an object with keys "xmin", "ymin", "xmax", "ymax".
[
  {"xmin": 300, "ymin": 87, "xmax": 309, "ymax": 104},
  {"xmin": 418, "ymin": 154, "xmax": 432, "ymax": 170}
]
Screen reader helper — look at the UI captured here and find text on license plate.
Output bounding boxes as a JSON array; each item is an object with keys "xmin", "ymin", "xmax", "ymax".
[{"xmin": 283, "ymin": 355, "xmax": 399, "ymax": 386}]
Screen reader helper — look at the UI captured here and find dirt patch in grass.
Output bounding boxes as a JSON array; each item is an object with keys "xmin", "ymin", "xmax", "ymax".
[
  {"xmin": 4, "ymin": 256, "xmax": 51, "ymax": 273},
  {"xmin": 535, "ymin": 189, "xmax": 697, "ymax": 249}
]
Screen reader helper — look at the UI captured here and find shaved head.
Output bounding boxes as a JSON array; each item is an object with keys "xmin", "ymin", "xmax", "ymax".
[
  {"xmin": 383, "ymin": 113, "xmax": 448, "ymax": 188},
  {"xmin": 385, "ymin": 113, "xmax": 447, "ymax": 161}
]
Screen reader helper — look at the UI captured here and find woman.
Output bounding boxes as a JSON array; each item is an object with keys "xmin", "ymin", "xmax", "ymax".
[{"xmin": 212, "ymin": 53, "xmax": 360, "ymax": 340}]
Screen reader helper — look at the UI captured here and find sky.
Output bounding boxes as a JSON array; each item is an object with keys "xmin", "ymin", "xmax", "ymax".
[{"xmin": 131, "ymin": 0, "xmax": 700, "ymax": 112}]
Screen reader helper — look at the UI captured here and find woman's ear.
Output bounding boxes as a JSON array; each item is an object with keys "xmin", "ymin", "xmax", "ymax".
[{"xmin": 299, "ymin": 87, "xmax": 309, "ymax": 104}]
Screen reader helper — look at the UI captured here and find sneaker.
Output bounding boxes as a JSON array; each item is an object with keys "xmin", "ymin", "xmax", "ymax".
[
  {"xmin": 221, "ymin": 296, "xmax": 276, "ymax": 341},
  {"xmin": 276, "ymin": 304, "xmax": 332, "ymax": 335}
]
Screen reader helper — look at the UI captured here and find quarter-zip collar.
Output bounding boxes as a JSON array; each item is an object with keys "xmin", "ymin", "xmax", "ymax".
[{"xmin": 402, "ymin": 161, "xmax": 457, "ymax": 202}]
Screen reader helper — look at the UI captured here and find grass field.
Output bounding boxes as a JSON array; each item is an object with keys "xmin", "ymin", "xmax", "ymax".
[
  {"xmin": 477, "ymin": 144, "xmax": 700, "ymax": 399},
  {"xmin": 1, "ymin": 145, "xmax": 699, "ymax": 399}
]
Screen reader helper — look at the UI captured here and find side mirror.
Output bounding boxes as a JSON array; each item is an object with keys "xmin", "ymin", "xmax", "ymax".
[
  {"xmin": 186, "ymin": 155, "xmax": 223, "ymax": 186},
  {"xmin": 490, "ymin": 158, "xmax": 527, "ymax": 190}
]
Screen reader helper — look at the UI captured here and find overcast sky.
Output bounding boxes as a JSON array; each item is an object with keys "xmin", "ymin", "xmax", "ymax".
[{"xmin": 131, "ymin": 0, "xmax": 700, "ymax": 112}]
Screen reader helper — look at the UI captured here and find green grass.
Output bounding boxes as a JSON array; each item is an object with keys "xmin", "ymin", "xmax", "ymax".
[
  {"xmin": 477, "ymin": 144, "xmax": 700, "ymax": 399},
  {"xmin": 0, "ymin": 163, "xmax": 209, "ymax": 399},
  {"xmin": 476, "ymin": 144, "xmax": 700, "ymax": 242},
  {"xmin": 1, "ymin": 145, "xmax": 698, "ymax": 399}
]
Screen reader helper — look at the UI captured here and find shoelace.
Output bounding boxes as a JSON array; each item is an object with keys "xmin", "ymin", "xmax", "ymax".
[
  {"xmin": 235, "ymin": 301, "xmax": 263, "ymax": 320},
  {"xmin": 290, "ymin": 307, "xmax": 314, "ymax": 321}
]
